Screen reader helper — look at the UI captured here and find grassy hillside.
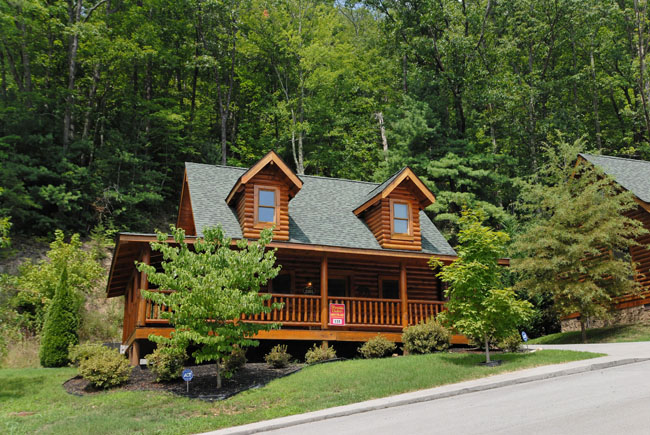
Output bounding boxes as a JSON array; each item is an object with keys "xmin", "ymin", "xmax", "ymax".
[{"xmin": 529, "ymin": 323, "xmax": 650, "ymax": 344}]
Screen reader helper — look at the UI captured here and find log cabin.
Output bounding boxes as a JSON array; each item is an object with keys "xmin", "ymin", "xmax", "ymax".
[
  {"xmin": 107, "ymin": 151, "xmax": 472, "ymax": 364},
  {"xmin": 561, "ymin": 153, "xmax": 650, "ymax": 331}
]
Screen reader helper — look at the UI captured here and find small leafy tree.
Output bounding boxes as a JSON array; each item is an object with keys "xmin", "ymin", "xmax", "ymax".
[
  {"xmin": 39, "ymin": 267, "xmax": 81, "ymax": 367},
  {"xmin": 136, "ymin": 225, "xmax": 281, "ymax": 389},
  {"xmin": 512, "ymin": 138, "xmax": 646, "ymax": 343},
  {"xmin": 11, "ymin": 230, "xmax": 103, "ymax": 333},
  {"xmin": 431, "ymin": 210, "xmax": 532, "ymax": 363}
]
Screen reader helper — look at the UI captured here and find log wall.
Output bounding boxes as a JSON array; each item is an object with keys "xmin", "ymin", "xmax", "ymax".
[
  {"xmin": 235, "ymin": 166, "xmax": 291, "ymax": 241},
  {"xmin": 363, "ymin": 185, "xmax": 422, "ymax": 251}
]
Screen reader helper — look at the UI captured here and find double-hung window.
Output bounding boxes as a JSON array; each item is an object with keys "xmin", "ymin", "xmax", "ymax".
[
  {"xmin": 255, "ymin": 186, "xmax": 278, "ymax": 225},
  {"xmin": 391, "ymin": 200, "xmax": 411, "ymax": 236}
]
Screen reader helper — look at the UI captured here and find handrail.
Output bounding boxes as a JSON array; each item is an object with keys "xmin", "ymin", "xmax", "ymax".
[{"xmin": 143, "ymin": 292, "xmax": 445, "ymax": 328}]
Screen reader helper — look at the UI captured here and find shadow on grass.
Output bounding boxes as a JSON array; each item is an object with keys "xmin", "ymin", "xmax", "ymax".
[{"xmin": 0, "ymin": 375, "xmax": 45, "ymax": 401}]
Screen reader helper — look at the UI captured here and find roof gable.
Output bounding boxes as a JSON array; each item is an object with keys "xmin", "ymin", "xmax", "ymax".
[
  {"xmin": 225, "ymin": 151, "xmax": 302, "ymax": 205},
  {"xmin": 353, "ymin": 167, "xmax": 436, "ymax": 216},
  {"xmin": 183, "ymin": 162, "xmax": 456, "ymax": 256}
]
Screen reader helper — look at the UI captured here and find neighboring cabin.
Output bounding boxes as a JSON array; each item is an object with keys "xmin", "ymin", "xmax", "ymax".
[
  {"xmin": 107, "ymin": 151, "xmax": 474, "ymax": 364},
  {"xmin": 561, "ymin": 154, "xmax": 650, "ymax": 331}
]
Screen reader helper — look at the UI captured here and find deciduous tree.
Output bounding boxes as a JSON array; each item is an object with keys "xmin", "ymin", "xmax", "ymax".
[
  {"xmin": 511, "ymin": 137, "xmax": 646, "ymax": 343},
  {"xmin": 136, "ymin": 225, "xmax": 281, "ymax": 389},
  {"xmin": 431, "ymin": 209, "xmax": 532, "ymax": 363}
]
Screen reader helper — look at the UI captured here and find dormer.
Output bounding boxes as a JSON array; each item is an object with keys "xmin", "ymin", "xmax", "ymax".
[
  {"xmin": 354, "ymin": 168, "xmax": 436, "ymax": 251},
  {"xmin": 226, "ymin": 151, "xmax": 302, "ymax": 241}
]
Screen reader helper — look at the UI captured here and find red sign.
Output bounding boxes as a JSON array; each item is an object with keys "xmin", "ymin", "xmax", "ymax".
[{"xmin": 329, "ymin": 303, "xmax": 346, "ymax": 326}]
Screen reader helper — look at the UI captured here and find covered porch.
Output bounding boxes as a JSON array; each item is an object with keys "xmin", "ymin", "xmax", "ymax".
[{"xmin": 110, "ymin": 235, "xmax": 470, "ymax": 364}]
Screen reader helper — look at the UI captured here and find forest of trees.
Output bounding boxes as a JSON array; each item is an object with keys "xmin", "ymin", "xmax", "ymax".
[{"xmin": 3, "ymin": 0, "xmax": 650, "ymax": 239}]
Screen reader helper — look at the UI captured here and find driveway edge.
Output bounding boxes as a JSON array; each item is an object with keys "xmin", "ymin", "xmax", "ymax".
[{"xmin": 205, "ymin": 357, "xmax": 649, "ymax": 435}]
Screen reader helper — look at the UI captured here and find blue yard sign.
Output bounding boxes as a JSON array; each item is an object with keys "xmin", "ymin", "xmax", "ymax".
[
  {"xmin": 521, "ymin": 331, "xmax": 529, "ymax": 342},
  {"xmin": 182, "ymin": 368, "xmax": 193, "ymax": 393}
]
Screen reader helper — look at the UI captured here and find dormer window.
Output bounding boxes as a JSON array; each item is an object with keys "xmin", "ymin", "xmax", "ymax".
[
  {"xmin": 255, "ymin": 185, "xmax": 278, "ymax": 225},
  {"xmin": 391, "ymin": 200, "xmax": 411, "ymax": 236}
]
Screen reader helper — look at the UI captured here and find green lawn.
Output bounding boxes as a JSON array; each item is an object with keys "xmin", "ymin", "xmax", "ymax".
[
  {"xmin": 1, "ymin": 350, "xmax": 601, "ymax": 435},
  {"xmin": 529, "ymin": 323, "xmax": 650, "ymax": 344}
]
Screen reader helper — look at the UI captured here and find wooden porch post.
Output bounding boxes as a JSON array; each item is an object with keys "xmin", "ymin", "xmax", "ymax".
[
  {"xmin": 321, "ymin": 255, "xmax": 328, "ymax": 329},
  {"xmin": 137, "ymin": 246, "xmax": 150, "ymax": 327},
  {"xmin": 400, "ymin": 261, "xmax": 408, "ymax": 328}
]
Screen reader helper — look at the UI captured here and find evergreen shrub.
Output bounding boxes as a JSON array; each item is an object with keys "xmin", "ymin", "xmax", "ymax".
[
  {"xmin": 146, "ymin": 346, "xmax": 187, "ymax": 382},
  {"xmin": 402, "ymin": 319, "xmax": 450, "ymax": 354},
  {"xmin": 305, "ymin": 343, "xmax": 336, "ymax": 364},
  {"xmin": 70, "ymin": 344, "xmax": 131, "ymax": 388},
  {"xmin": 39, "ymin": 268, "xmax": 80, "ymax": 367},
  {"xmin": 499, "ymin": 332, "xmax": 522, "ymax": 353},
  {"xmin": 358, "ymin": 334, "xmax": 397, "ymax": 359},
  {"xmin": 265, "ymin": 344, "xmax": 291, "ymax": 368},
  {"xmin": 223, "ymin": 347, "xmax": 247, "ymax": 373}
]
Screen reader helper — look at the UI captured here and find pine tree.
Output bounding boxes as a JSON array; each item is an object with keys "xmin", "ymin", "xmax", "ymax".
[
  {"xmin": 39, "ymin": 267, "xmax": 80, "ymax": 367},
  {"xmin": 511, "ymin": 138, "xmax": 646, "ymax": 343}
]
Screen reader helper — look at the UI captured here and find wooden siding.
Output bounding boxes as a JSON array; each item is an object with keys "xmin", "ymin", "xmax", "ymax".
[
  {"xmin": 234, "ymin": 166, "xmax": 291, "ymax": 241},
  {"xmin": 176, "ymin": 174, "xmax": 196, "ymax": 236},
  {"xmin": 629, "ymin": 205, "xmax": 650, "ymax": 301},
  {"xmin": 363, "ymin": 185, "xmax": 422, "ymax": 251}
]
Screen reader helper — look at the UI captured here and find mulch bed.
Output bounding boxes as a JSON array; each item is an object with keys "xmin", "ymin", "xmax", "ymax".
[{"xmin": 63, "ymin": 363, "xmax": 303, "ymax": 401}]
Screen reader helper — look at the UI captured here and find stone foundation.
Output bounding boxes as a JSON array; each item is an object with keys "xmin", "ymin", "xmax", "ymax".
[{"xmin": 561, "ymin": 305, "xmax": 650, "ymax": 332}]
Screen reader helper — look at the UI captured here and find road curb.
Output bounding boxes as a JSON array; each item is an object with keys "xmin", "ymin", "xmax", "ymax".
[{"xmin": 205, "ymin": 357, "xmax": 650, "ymax": 435}]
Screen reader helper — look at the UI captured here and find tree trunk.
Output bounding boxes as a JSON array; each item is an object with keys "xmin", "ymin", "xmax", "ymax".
[
  {"xmin": 589, "ymin": 41, "xmax": 602, "ymax": 150},
  {"xmin": 580, "ymin": 318, "xmax": 587, "ymax": 344},
  {"xmin": 216, "ymin": 360, "xmax": 222, "ymax": 389},
  {"xmin": 484, "ymin": 336, "xmax": 491, "ymax": 363},
  {"xmin": 375, "ymin": 112, "xmax": 388, "ymax": 161},
  {"xmin": 634, "ymin": 0, "xmax": 650, "ymax": 141},
  {"xmin": 63, "ymin": 0, "xmax": 83, "ymax": 151}
]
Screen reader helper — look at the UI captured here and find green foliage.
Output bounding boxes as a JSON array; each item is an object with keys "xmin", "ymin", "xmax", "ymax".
[
  {"xmin": 499, "ymin": 333, "xmax": 523, "ymax": 353},
  {"xmin": 69, "ymin": 343, "xmax": 105, "ymax": 366},
  {"xmin": 75, "ymin": 345, "xmax": 131, "ymax": 389},
  {"xmin": 358, "ymin": 334, "xmax": 397, "ymax": 359},
  {"xmin": 401, "ymin": 319, "xmax": 451, "ymax": 354},
  {"xmin": 265, "ymin": 344, "xmax": 292, "ymax": 368},
  {"xmin": 39, "ymin": 267, "xmax": 80, "ymax": 367},
  {"xmin": 432, "ymin": 209, "xmax": 533, "ymax": 363},
  {"xmin": 136, "ymin": 225, "xmax": 280, "ymax": 388},
  {"xmin": 223, "ymin": 348, "xmax": 247, "ymax": 375},
  {"xmin": 305, "ymin": 343, "xmax": 336, "ymax": 364},
  {"xmin": 145, "ymin": 346, "xmax": 187, "ymax": 382},
  {"xmin": 11, "ymin": 230, "xmax": 103, "ymax": 334},
  {"xmin": 511, "ymin": 139, "xmax": 646, "ymax": 342}
]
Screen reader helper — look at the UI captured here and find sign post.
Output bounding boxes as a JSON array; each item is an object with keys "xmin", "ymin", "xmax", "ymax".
[
  {"xmin": 328, "ymin": 303, "xmax": 345, "ymax": 326},
  {"xmin": 182, "ymin": 368, "xmax": 194, "ymax": 393}
]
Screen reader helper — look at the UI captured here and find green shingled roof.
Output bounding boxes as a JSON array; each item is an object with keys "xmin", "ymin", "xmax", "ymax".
[
  {"xmin": 580, "ymin": 153, "xmax": 650, "ymax": 203},
  {"xmin": 185, "ymin": 162, "xmax": 456, "ymax": 256}
]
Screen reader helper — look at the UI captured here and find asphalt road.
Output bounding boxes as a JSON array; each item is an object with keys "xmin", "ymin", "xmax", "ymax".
[{"xmin": 261, "ymin": 360, "xmax": 650, "ymax": 435}]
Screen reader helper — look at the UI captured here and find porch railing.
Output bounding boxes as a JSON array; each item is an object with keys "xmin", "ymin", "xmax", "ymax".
[
  {"xmin": 327, "ymin": 296, "xmax": 402, "ymax": 327},
  {"xmin": 143, "ymin": 292, "xmax": 445, "ymax": 329}
]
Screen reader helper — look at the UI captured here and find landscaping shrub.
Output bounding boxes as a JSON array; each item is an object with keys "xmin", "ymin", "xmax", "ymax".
[
  {"xmin": 39, "ymin": 267, "xmax": 80, "ymax": 367},
  {"xmin": 358, "ymin": 334, "xmax": 397, "ymax": 359},
  {"xmin": 499, "ymin": 332, "xmax": 522, "ymax": 353},
  {"xmin": 265, "ymin": 344, "xmax": 292, "ymax": 368},
  {"xmin": 69, "ymin": 343, "xmax": 131, "ymax": 388},
  {"xmin": 305, "ymin": 343, "xmax": 336, "ymax": 364},
  {"xmin": 402, "ymin": 319, "xmax": 450, "ymax": 354},
  {"xmin": 223, "ymin": 347, "xmax": 247, "ymax": 374},
  {"xmin": 146, "ymin": 346, "xmax": 187, "ymax": 382}
]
